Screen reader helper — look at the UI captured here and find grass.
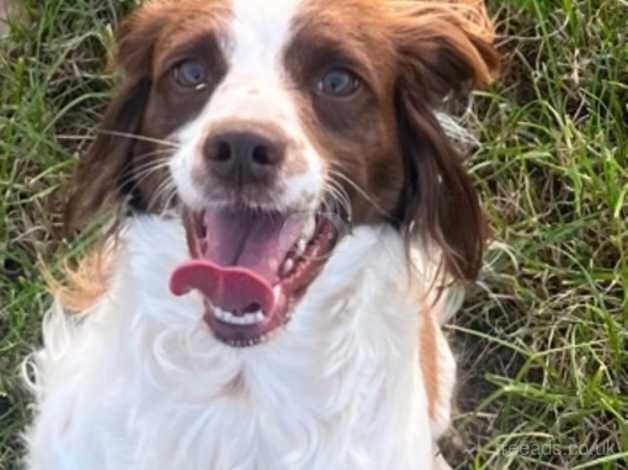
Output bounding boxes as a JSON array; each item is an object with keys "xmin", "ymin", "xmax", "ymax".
[{"xmin": 0, "ymin": 0, "xmax": 626, "ymax": 469}]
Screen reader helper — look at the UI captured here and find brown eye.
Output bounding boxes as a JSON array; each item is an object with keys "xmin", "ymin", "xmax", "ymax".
[
  {"xmin": 173, "ymin": 60, "xmax": 208, "ymax": 89},
  {"xmin": 317, "ymin": 68, "xmax": 361, "ymax": 97}
]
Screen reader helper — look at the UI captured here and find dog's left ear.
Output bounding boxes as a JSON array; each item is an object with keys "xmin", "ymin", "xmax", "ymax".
[
  {"xmin": 392, "ymin": 2, "xmax": 500, "ymax": 282},
  {"xmin": 65, "ymin": 5, "xmax": 170, "ymax": 230}
]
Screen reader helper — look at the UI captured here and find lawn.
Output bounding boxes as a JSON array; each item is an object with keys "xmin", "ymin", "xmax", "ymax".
[{"xmin": 0, "ymin": 0, "xmax": 626, "ymax": 469}]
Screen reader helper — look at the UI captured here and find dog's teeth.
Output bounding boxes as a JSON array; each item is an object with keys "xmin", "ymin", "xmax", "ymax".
[
  {"xmin": 281, "ymin": 258, "xmax": 295, "ymax": 276},
  {"xmin": 243, "ymin": 313, "xmax": 260, "ymax": 325},
  {"xmin": 296, "ymin": 239, "xmax": 308, "ymax": 256},
  {"xmin": 216, "ymin": 309, "xmax": 266, "ymax": 326},
  {"xmin": 214, "ymin": 308, "xmax": 227, "ymax": 321},
  {"xmin": 301, "ymin": 215, "xmax": 316, "ymax": 243},
  {"xmin": 219, "ymin": 310, "xmax": 236, "ymax": 325},
  {"xmin": 249, "ymin": 310, "xmax": 265, "ymax": 324}
]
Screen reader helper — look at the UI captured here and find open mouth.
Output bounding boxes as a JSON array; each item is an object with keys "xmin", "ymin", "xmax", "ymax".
[{"xmin": 169, "ymin": 205, "xmax": 340, "ymax": 347}]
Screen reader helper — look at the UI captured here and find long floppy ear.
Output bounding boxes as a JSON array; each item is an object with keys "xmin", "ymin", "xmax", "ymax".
[
  {"xmin": 65, "ymin": 6, "xmax": 168, "ymax": 230},
  {"xmin": 392, "ymin": 1, "xmax": 500, "ymax": 281}
]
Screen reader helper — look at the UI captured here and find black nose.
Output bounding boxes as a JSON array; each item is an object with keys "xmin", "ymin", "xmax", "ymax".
[{"xmin": 203, "ymin": 130, "xmax": 286, "ymax": 186}]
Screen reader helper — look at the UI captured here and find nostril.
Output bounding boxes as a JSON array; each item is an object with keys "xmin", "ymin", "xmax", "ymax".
[
  {"xmin": 216, "ymin": 141, "xmax": 231, "ymax": 162},
  {"xmin": 252, "ymin": 145, "xmax": 272, "ymax": 166},
  {"xmin": 204, "ymin": 139, "xmax": 232, "ymax": 162}
]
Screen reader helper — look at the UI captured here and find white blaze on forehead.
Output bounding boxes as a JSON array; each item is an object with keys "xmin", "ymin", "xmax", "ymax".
[
  {"xmin": 211, "ymin": 0, "xmax": 306, "ymax": 118},
  {"xmin": 227, "ymin": 0, "xmax": 305, "ymax": 74}
]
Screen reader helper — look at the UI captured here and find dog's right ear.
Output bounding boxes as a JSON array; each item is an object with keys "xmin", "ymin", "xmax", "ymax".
[{"xmin": 65, "ymin": 6, "xmax": 168, "ymax": 230}]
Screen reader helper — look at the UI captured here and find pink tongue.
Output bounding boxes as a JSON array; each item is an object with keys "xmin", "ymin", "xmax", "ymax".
[
  {"xmin": 170, "ymin": 260, "xmax": 276, "ymax": 314},
  {"xmin": 169, "ymin": 209, "xmax": 307, "ymax": 314}
]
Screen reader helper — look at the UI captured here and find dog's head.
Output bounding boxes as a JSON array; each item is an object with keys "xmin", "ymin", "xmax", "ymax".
[{"xmin": 66, "ymin": 0, "xmax": 498, "ymax": 346}]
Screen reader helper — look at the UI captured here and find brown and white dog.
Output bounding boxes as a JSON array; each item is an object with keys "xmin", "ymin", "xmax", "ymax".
[{"xmin": 24, "ymin": 1, "xmax": 498, "ymax": 468}]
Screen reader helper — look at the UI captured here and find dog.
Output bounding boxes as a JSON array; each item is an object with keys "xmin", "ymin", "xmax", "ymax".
[{"xmin": 24, "ymin": 1, "xmax": 498, "ymax": 468}]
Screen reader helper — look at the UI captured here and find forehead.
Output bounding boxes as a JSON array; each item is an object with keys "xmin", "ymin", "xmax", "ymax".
[
  {"xmin": 226, "ymin": 0, "xmax": 388, "ymax": 46},
  {"xmin": 226, "ymin": 0, "xmax": 306, "ymax": 71},
  {"xmin": 152, "ymin": 0, "xmax": 392, "ymax": 64}
]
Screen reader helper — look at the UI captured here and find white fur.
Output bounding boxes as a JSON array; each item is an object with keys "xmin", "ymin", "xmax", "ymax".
[{"xmin": 25, "ymin": 216, "xmax": 456, "ymax": 470}]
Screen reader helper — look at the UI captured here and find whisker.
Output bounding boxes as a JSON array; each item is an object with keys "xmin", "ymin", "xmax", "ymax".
[
  {"xmin": 327, "ymin": 178, "xmax": 352, "ymax": 210},
  {"xmin": 97, "ymin": 130, "xmax": 181, "ymax": 149},
  {"xmin": 162, "ymin": 186, "xmax": 180, "ymax": 215},
  {"xmin": 147, "ymin": 178, "xmax": 177, "ymax": 211},
  {"xmin": 326, "ymin": 166, "xmax": 389, "ymax": 217},
  {"xmin": 116, "ymin": 161, "xmax": 171, "ymax": 193},
  {"xmin": 124, "ymin": 160, "xmax": 171, "ymax": 181},
  {"xmin": 113, "ymin": 161, "xmax": 172, "ymax": 199},
  {"xmin": 131, "ymin": 148, "xmax": 177, "ymax": 161},
  {"xmin": 323, "ymin": 180, "xmax": 353, "ymax": 222},
  {"xmin": 156, "ymin": 183, "xmax": 179, "ymax": 217}
]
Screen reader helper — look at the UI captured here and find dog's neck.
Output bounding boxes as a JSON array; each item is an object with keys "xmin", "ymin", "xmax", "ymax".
[{"xmin": 28, "ymin": 216, "xmax": 441, "ymax": 469}]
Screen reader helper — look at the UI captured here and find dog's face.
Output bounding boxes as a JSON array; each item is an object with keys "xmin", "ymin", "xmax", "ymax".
[{"xmin": 67, "ymin": 0, "xmax": 497, "ymax": 346}]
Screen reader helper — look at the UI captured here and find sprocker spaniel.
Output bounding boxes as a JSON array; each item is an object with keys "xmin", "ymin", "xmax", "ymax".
[{"xmin": 25, "ymin": 1, "xmax": 498, "ymax": 469}]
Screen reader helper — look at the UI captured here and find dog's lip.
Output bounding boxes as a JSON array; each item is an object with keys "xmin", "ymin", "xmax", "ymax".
[{"xmin": 171, "ymin": 206, "xmax": 340, "ymax": 348}]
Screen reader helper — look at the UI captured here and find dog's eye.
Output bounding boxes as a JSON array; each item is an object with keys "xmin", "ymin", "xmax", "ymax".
[
  {"xmin": 317, "ymin": 68, "xmax": 361, "ymax": 97},
  {"xmin": 173, "ymin": 60, "xmax": 208, "ymax": 90}
]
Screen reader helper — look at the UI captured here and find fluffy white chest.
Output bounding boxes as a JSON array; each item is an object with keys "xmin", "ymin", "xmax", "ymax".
[{"xmin": 25, "ymin": 217, "xmax": 446, "ymax": 470}]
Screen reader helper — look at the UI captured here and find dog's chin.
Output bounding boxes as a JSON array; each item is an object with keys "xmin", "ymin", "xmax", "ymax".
[{"xmin": 169, "ymin": 200, "xmax": 342, "ymax": 348}]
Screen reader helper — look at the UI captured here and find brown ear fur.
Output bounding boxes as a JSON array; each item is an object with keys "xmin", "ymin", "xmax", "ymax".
[
  {"xmin": 65, "ymin": 7, "xmax": 169, "ymax": 230},
  {"xmin": 65, "ymin": 79, "xmax": 151, "ymax": 229},
  {"xmin": 392, "ymin": 1, "xmax": 499, "ymax": 281},
  {"xmin": 42, "ymin": 244, "xmax": 115, "ymax": 313}
]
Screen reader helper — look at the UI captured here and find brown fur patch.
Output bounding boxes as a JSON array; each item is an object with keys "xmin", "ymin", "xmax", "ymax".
[
  {"xmin": 43, "ymin": 244, "xmax": 115, "ymax": 312},
  {"xmin": 419, "ymin": 303, "xmax": 440, "ymax": 420},
  {"xmin": 286, "ymin": 0, "xmax": 402, "ymax": 224}
]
